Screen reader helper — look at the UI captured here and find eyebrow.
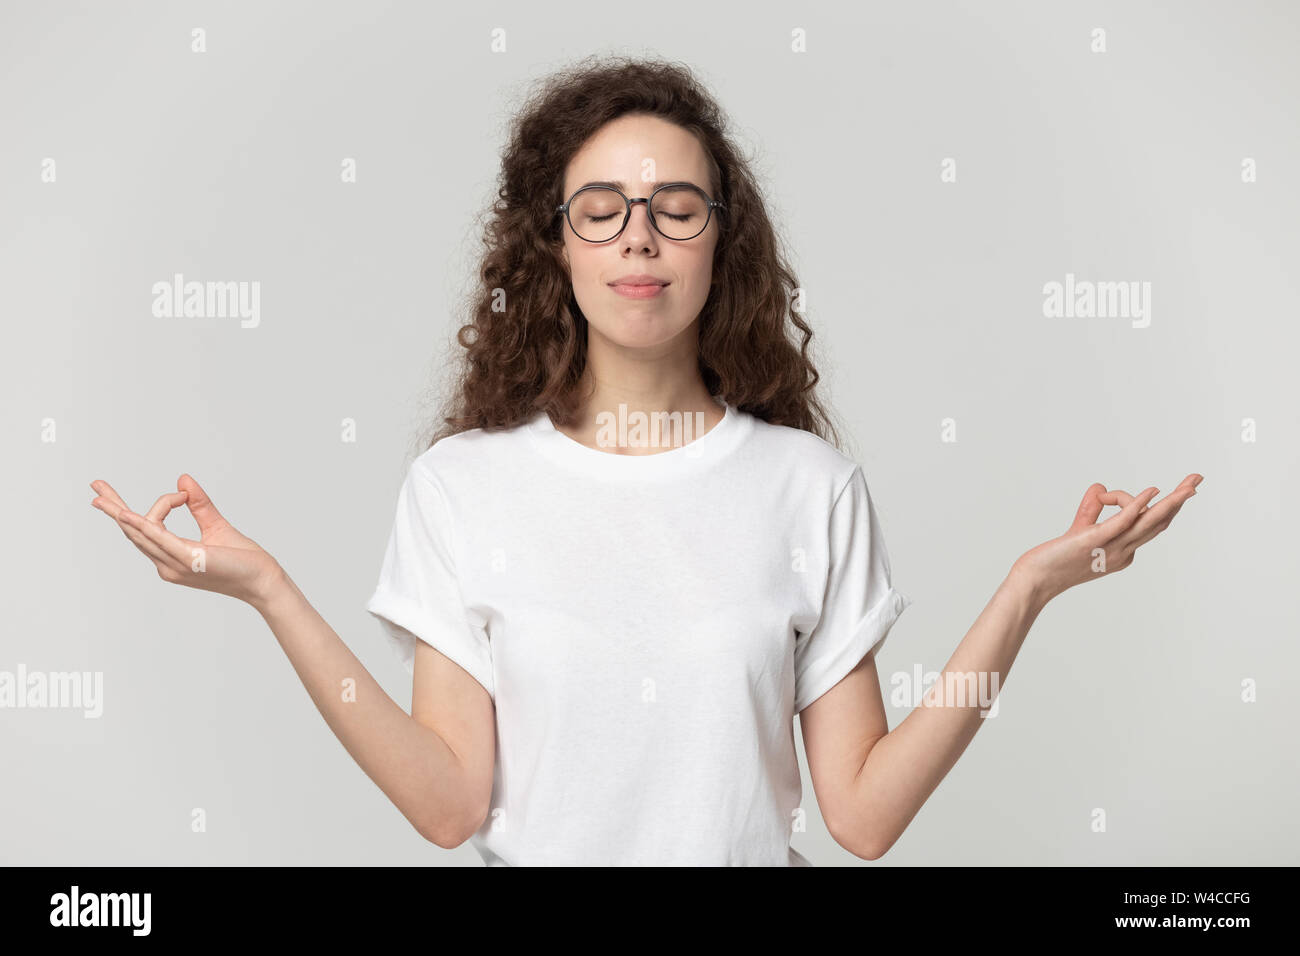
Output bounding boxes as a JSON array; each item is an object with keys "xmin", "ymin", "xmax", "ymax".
[{"xmin": 576, "ymin": 180, "xmax": 701, "ymax": 191}]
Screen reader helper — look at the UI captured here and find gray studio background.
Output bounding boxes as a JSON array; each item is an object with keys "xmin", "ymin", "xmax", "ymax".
[{"xmin": 2, "ymin": 0, "xmax": 1296, "ymax": 866}]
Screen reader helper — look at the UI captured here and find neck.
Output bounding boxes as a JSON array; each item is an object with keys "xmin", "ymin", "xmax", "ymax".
[{"xmin": 558, "ymin": 326, "xmax": 723, "ymax": 453}]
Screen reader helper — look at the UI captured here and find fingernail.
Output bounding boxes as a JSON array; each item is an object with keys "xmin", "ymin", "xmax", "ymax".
[{"xmin": 1192, "ymin": 476, "xmax": 1203, "ymax": 487}]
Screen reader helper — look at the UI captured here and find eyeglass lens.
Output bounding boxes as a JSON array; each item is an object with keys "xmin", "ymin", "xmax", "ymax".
[{"xmin": 568, "ymin": 186, "xmax": 711, "ymax": 241}]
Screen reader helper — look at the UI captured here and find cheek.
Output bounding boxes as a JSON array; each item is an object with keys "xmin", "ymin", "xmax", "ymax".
[
  {"xmin": 565, "ymin": 243, "xmax": 602, "ymax": 283},
  {"xmin": 677, "ymin": 253, "xmax": 714, "ymax": 296},
  {"xmin": 691, "ymin": 257, "xmax": 714, "ymax": 287}
]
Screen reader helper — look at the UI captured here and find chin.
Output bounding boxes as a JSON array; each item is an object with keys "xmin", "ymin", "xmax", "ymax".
[{"xmin": 603, "ymin": 319, "xmax": 691, "ymax": 349}]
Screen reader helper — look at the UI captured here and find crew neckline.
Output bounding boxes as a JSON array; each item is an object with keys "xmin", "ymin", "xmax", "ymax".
[{"xmin": 525, "ymin": 398, "xmax": 748, "ymax": 479}]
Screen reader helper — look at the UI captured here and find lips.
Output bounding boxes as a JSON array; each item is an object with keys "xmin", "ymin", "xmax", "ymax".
[
  {"xmin": 608, "ymin": 278, "xmax": 670, "ymax": 300},
  {"xmin": 609, "ymin": 274, "xmax": 669, "ymax": 287}
]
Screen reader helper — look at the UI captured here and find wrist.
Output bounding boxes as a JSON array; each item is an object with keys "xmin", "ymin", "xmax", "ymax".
[
  {"xmin": 1007, "ymin": 558, "xmax": 1056, "ymax": 613},
  {"xmin": 249, "ymin": 562, "xmax": 295, "ymax": 619}
]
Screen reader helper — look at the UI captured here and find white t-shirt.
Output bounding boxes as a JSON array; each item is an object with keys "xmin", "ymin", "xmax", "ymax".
[{"xmin": 365, "ymin": 399, "xmax": 910, "ymax": 865}]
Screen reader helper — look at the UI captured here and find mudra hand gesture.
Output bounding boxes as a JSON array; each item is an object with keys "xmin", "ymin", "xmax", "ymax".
[
  {"xmin": 90, "ymin": 473, "xmax": 283, "ymax": 608},
  {"xmin": 1014, "ymin": 474, "xmax": 1203, "ymax": 603}
]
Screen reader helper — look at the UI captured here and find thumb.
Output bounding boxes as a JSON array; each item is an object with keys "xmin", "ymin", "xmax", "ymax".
[
  {"xmin": 177, "ymin": 473, "xmax": 230, "ymax": 534},
  {"xmin": 1069, "ymin": 482, "xmax": 1108, "ymax": 532}
]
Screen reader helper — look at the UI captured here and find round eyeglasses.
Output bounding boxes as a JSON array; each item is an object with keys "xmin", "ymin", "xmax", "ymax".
[{"xmin": 556, "ymin": 182, "xmax": 725, "ymax": 243}]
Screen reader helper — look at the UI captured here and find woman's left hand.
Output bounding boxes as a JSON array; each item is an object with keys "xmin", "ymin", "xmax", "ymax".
[{"xmin": 1014, "ymin": 473, "xmax": 1203, "ymax": 603}]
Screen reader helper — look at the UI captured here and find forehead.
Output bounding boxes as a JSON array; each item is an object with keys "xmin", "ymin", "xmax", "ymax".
[{"xmin": 563, "ymin": 114, "xmax": 710, "ymax": 194}]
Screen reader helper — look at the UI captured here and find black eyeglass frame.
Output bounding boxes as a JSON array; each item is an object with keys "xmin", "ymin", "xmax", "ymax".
[{"xmin": 555, "ymin": 182, "xmax": 726, "ymax": 243}]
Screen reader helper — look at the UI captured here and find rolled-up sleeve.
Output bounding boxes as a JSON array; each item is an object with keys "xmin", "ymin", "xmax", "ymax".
[
  {"xmin": 365, "ymin": 459, "xmax": 494, "ymax": 701},
  {"xmin": 793, "ymin": 466, "xmax": 910, "ymax": 714}
]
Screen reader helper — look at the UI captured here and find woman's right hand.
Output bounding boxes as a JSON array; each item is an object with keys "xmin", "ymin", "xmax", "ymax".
[{"xmin": 91, "ymin": 473, "xmax": 284, "ymax": 608}]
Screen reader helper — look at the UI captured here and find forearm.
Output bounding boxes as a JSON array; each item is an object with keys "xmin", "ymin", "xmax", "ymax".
[
  {"xmin": 249, "ymin": 567, "xmax": 475, "ymax": 846},
  {"xmin": 847, "ymin": 564, "xmax": 1052, "ymax": 859}
]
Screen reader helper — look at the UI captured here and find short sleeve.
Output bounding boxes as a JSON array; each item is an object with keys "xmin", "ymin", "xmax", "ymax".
[
  {"xmin": 364, "ymin": 459, "xmax": 495, "ymax": 701},
  {"xmin": 793, "ymin": 466, "xmax": 911, "ymax": 714}
]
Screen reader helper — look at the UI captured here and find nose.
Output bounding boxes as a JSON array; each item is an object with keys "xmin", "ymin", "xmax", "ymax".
[{"xmin": 620, "ymin": 198, "xmax": 658, "ymax": 251}]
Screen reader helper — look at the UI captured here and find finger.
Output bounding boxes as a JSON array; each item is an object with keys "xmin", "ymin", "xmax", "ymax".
[
  {"xmin": 1119, "ymin": 496, "xmax": 1190, "ymax": 551},
  {"xmin": 117, "ymin": 512, "xmax": 189, "ymax": 573},
  {"xmin": 119, "ymin": 509, "xmax": 200, "ymax": 571},
  {"xmin": 1070, "ymin": 485, "xmax": 1142, "ymax": 533},
  {"xmin": 1069, "ymin": 483, "xmax": 1108, "ymax": 532},
  {"xmin": 91, "ymin": 496, "xmax": 119, "ymax": 518},
  {"xmin": 90, "ymin": 480, "xmax": 129, "ymax": 511},
  {"xmin": 1118, "ymin": 484, "xmax": 1198, "ymax": 550},
  {"xmin": 1094, "ymin": 487, "xmax": 1160, "ymax": 541},
  {"xmin": 178, "ymin": 474, "xmax": 230, "ymax": 535},
  {"xmin": 1097, "ymin": 489, "xmax": 1153, "ymax": 518},
  {"xmin": 92, "ymin": 493, "xmax": 131, "ymax": 522},
  {"xmin": 1123, "ymin": 475, "xmax": 1201, "ymax": 540},
  {"xmin": 1098, "ymin": 489, "xmax": 1136, "ymax": 508},
  {"xmin": 92, "ymin": 494, "xmax": 143, "ymax": 525},
  {"xmin": 145, "ymin": 490, "xmax": 190, "ymax": 524}
]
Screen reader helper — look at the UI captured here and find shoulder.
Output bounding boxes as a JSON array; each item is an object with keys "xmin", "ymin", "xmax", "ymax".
[
  {"xmin": 410, "ymin": 416, "xmax": 537, "ymax": 490},
  {"xmin": 743, "ymin": 412, "xmax": 861, "ymax": 496}
]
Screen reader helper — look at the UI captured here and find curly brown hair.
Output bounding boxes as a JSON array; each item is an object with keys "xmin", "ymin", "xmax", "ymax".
[{"xmin": 422, "ymin": 53, "xmax": 843, "ymax": 452}]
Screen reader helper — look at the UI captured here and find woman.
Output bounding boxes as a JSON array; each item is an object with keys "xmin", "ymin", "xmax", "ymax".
[{"xmin": 90, "ymin": 56, "xmax": 1200, "ymax": 866}]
